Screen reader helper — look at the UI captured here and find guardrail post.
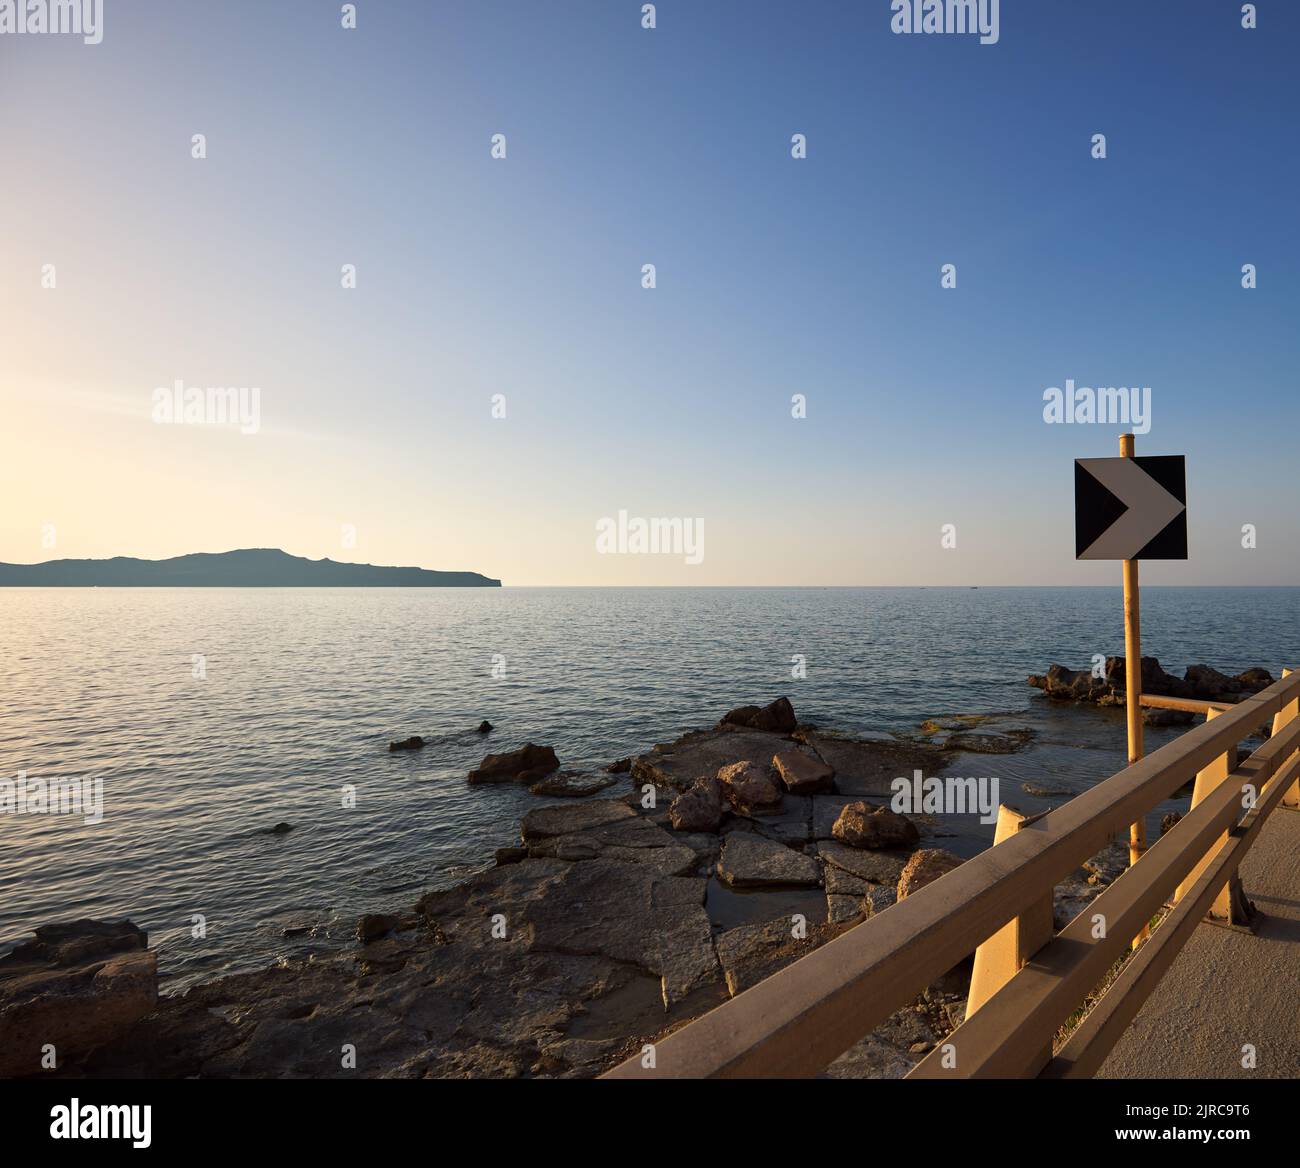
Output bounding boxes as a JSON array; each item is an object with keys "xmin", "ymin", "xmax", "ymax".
[
  {"xmin": 1173, "ymin": 708, "xmax": 1249, "ymax": 923},
  {"xmin": 967, "ymin": 805, "xmax": 1054, "ymax": 1021},
  {"xmin": 1274, "ymin": 668, "xmax": 1299, "ymax": 810}
]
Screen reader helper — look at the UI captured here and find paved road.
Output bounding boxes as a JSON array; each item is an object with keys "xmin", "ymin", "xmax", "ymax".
[{"xmin": 1099, "ymin": 807, "xmax": 1300, "ymax": 1079}]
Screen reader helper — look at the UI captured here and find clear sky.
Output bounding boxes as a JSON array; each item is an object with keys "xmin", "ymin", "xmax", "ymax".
[{"xmin": 2, "ymin": 1, "xmax": 1296, "ymax": 585}]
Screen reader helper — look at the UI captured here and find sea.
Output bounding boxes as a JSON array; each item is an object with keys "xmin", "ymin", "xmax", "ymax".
[{"xmin": 2, "ymin": 586, "xmax": 1295, "ymax": 991}]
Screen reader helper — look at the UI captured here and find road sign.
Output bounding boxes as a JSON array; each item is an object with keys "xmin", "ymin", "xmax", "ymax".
[{"xmin": 1075, "ymin": 454, "xmax": 1187, "ymax": 560}]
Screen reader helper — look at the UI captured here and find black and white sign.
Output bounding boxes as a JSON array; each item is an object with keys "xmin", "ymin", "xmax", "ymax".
[{"xmin": 1075, "ymin": 455, "xmax": 1187, "ymax": 560}]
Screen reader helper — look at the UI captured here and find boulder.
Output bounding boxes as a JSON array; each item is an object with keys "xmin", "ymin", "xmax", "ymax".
[
  {"xmin": 896, "ymin": 849, "xmax": 964, "ymax": 900},
  {"xmin": 832, "ymin": 802, "xmax": 919, "ymax": 850},
  {"xmin": 720, "ymin": 696, "xmax": 797, "ymax": 734},
  {"xmin": 668, "ymin": 778, "xmax": 723, "ymax": 833},
  {"xmin": 468, "ymin": 743, "xmax": 559, "ymax": 784},
  {"xmin": 716, "ymin": 834, "xmax": 820, "ymax": 888},
  {"xmin": 1184, "ymin": 664, "xmax": 1238, "ymax": 700},
  {"xmin": 357, "ymin": 913, "xmax": 400, "ymax": 944},
  {"xmin": 717, "ymin": 760, "xmax": 784, "ymax": 815},
  {"xmin": 477, "ymin": 721, "xmax": 493, "ymax": 733},
  {"xmin": 389, "ymin": 735, "xmax": 426, "ymax": 752},
  {"xmin": 0, "ymin": 920, "xmax": 158, "ymax": 1077},
  {"xmin": 772, "ymin": 750, "xmax": 835, "ymax": 795}
]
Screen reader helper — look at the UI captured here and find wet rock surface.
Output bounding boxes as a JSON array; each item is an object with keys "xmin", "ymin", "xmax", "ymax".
[{"xmin": 528, "ymin": 770, "xmax": 617, "ymax": 798}]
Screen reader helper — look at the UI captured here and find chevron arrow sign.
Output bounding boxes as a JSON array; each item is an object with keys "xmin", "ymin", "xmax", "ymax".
[{"xmin": 1075, "ymin": 455, "xmax": 1187, "ymax": 560}]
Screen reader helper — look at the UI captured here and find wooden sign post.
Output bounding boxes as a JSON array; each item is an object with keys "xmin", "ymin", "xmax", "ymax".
[
  {"xmin": 1073, "ymin": 435, "xmax": 1188, "ymax": 941},
  {"xmin": 1118, "ymin": 434, "xmax": 1145, "ymax": 879}
]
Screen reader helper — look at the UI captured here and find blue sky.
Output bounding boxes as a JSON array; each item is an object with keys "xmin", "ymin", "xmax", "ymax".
[{"xmin": 2, "ymin": 1, "xmax": 1296, "ymax": 584}]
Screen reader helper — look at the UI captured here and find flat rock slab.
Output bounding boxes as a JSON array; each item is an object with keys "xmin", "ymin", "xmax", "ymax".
[
  {"xmin": 632, "ymin": 726, "xmax": 793, "ymax": 793},
  {"xmin": 526, "ymin": 812, "xmax": 699, "ymax": 877},
  {"xmin": 799, "ymin": 732, "xmax": 950, "ymax": 797},
  {"xmin": 816, "ymin": 841, "xmax": 910, "ymax": 887},
  {"xmin": 520, "ymin": 799, "xmax": 633, "ymax": 842},
  {"xmin": 716, "ymin": 833, "xmax": 820, "ymax": 888},
  {"xmin": 772, "ymin": 749, "xmax": 835, "ymax": 795},
  {"xmin": 715, "ymin": 916, "xmax": 826, "ymax": 996},
  {"xmin": 749, "ymin": 795, "xmax": 814, "ymax": 845},
  {"xmin": 529, "ymin": 771, "xmax": 618, "ymax": 797},
  {"xmin": 517, "ymin": 860, "xmax": 721, "ymax": 1008}
]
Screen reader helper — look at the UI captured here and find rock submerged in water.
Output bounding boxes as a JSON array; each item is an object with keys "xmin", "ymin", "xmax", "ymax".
[
  {"xmin": 0, "ymin": 919, "xmax": 158, "ymax": 1077},
  {"xmin": 477, "ymin": 720, "xmax": 493, "ymax": 733},
  {"xmin": 720, "ymin": 696, "xmax": 797, "ymax": 735},
  {"xmin": 266, "ymin": 822, "xmax": 294, "ymax": 835},
  {"xmin": 832, "ymin": 802, "xmax": 919, "ymax": 850},
  {"xmin": 528, "ymin": 771, "xmax": 616, "ymax": 798},
  {"xmin": 389, "ymin": 735, "xmax": 426, "ymax": 752},
  {"xmin": 467, "ymin": 743, "xmax": 560, "ymax": 784}
]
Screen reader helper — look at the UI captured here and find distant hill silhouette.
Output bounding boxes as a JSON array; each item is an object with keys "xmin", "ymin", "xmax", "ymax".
[{"xmin": 0, "ymin": 549, "xmax": 501, "ymax": 587}]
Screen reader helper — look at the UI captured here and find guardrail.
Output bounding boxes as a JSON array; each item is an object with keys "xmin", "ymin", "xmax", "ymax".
[{"xmin": 602, "ymin": 669, "xmax": 1300, "ymax": 1079}]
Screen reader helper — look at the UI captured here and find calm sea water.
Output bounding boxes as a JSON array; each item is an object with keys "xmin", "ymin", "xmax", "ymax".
[{"xmin": 2, "ymin": 586, "xmax": 1295, "ymax": 989}]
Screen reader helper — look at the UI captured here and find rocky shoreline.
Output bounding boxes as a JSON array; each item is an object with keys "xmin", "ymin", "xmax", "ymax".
[
  {"xmin": 1028, "ymin": 657, "xmax": 1277, "ymax": 727},
  {"xmin": 0, "ymin": 694, "xmax": 1168, "ymax": 1079}
]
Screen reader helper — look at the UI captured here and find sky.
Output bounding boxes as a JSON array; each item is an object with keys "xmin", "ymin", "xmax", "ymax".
[{"xmin": 1, "ymin": 0, "xmax": 1297, "ymax": 586}]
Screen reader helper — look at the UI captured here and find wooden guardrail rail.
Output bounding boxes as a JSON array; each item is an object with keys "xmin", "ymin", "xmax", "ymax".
[{"xmin": 602, "ymin": 669, "xmax": 1300, "ymax": 1079}]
